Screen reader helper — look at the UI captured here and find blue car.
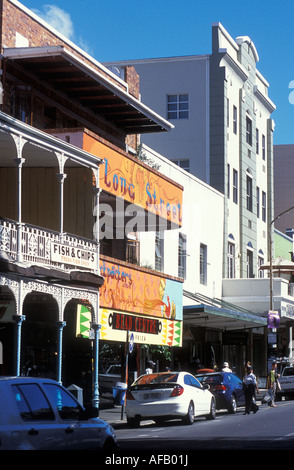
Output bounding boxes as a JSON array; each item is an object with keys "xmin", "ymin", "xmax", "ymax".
[{"xmin": 196, "ymin": 372, "xmax": 245, "ymax": 413}]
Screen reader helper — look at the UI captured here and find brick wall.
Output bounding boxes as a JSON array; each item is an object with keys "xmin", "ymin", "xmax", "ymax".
[
  {"xmin": 0, "ymin": 0, "xmax": 141, "ymax": 151},
  {"xmin": 0, "ymin": 0, "xmax": 129, "ymax": 92}
]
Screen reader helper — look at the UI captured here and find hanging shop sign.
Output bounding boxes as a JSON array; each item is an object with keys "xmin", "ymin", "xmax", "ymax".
[
  {"xmin": 76, "ymin": 304, "xmax": 92, "ymax": 338},
  {"xmin": 82, "ymin": 133, "xmax": 183, "ymax": 226},
  {"xmin": 99, "ymin": 308, "xmax": 182, "ymax": 347},
  {"xmin": 51, "ymin": 242, "xmax": 97, "ymax": 270},
  {"xmin": 267, "ymin": 310, "xmax": 280, "ymax": 329},
  {"xmin": 99, "ymin": 257, "xmax": 183, "ymax": 321}
]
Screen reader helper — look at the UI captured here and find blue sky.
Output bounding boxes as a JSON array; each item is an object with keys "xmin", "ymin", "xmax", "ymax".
[{"xmin": 21, "ymin": 0, "xmax": 294, "ymax": 144}]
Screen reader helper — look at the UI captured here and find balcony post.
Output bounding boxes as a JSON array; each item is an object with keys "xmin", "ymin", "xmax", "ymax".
[
  {"xmin": 56, "ymin": 172, "xmax": 67, "ymax": 239},
  {"xmin": 56, "ymin": 320, "xmax": 66, "ymax": 384},
  {"xmin": 93, "ymin": 185, "xmax": 101, "ymax": 274},
  {"xmin": 14, "ymin": 154, "xmax": 25, "ymax": 262},
  {"xmin": 13, "ymin": 314, "xmax": 26, "ymax": 376}
]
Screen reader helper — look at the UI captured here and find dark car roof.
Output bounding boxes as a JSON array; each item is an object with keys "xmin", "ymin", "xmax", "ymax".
[{"xmin": 0, "ymin": 376, "xmax": 57, "ymax": 383}]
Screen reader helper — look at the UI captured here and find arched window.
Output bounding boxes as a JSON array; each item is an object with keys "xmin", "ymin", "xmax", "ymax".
[
  {"xmin": 247, "ymin": 242, "xmax": 254, "ymax": 278},
  {"xmin": 258, "ymin": 249, "xmax": 264, "ymax": 278}
]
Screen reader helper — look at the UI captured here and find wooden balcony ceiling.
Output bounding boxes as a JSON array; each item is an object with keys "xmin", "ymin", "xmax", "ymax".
[{"xmin": 3, "ymin": 46, "xmax": 173, "ymax": 135}]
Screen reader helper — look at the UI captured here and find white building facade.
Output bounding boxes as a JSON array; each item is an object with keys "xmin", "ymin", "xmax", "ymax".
[{"xmin": 139, "ymin": 145, "xmax": 267, "ymax": 375}]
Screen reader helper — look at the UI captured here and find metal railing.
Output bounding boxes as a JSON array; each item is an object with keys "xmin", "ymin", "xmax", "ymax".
[{"xmin": 0, "ymin": 217, "xmax": 98, "ymax": 272}]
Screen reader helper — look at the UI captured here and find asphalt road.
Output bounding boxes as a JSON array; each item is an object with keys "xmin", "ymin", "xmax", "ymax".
[{"xmin": 114, "ymin": 400, "xmax": 294, "ymax": 451}]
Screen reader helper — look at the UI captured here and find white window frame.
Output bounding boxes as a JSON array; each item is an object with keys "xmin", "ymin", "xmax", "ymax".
[{"xmin": 167, "ymin": 94, "xmax": 189, "ymax": 120}]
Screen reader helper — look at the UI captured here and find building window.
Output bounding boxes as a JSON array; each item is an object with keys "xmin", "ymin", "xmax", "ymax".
[
  {"xmin": 256, "ymin": 128, "xmax": 259, "ymax": 154},
  {"xmin": 246, "ymin": 174, "xmax": 253, "ymax": 212},
  {"xmin": 178, "ymin": 233, "xmax": 186, "ymax": 279},
  {"xmin": 262, "ymin": 191, "xmax": 266, "ymax": 222},
  {"xmin": 247, "ymin": 244, "xmax": 254, "ymax": 278},
  {"xmin": 233, "ymin": 105, "xmax": 237, "ymax": 134},
  {"xmin": 228, "ymin": 239, "xmax": 236, "ymax": 278},
  {"xmin": 11, "ymin": 86, "xmax": 31, "ymax": 124},
  {"xmin": 262, "ymin": 134, "xmax": 266, "ymax": 160},
  {"xmin": 200, "ymin": 243, "xmax": 207, "ymax": 285},
  {"xmin": 233, "ymin": 169, "xmax": 238, "ymax": 204},
  {"xmin": 258, "ymin": 251, "xmax": 264, "ymax": 278},
  {"xmin": 256, "ymin": 187, "xmax": 260, "ymax": 218},
  {"xmin": 155, "ymin": 232, "xmax": 164, "ymax": 272},
  {"xmin": 247, "ymin": 250, "xmax": 254, "ymax": 278},
  {"xmin": 171, "ymin": 159, "xmax": 190, "ymax": 172},
  {"xmin": 167, "ymin": 94, "xmax": 189, "ymax": 120},
  {"xmin": 126, "ymin": 235, "xmax": 140, "ymax": 264},
  {"xmin": 246, "ymin": 116, "xmax": 252, "ymax": 146}
]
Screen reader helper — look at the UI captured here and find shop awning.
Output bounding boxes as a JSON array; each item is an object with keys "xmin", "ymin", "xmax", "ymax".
[
  {"xmin": 183, "ymin": 291, "xmax": 267, "ymax": 331},
  {"xmin": 2, "ymin": 46, "xmax": 173, "ymax": 135}
]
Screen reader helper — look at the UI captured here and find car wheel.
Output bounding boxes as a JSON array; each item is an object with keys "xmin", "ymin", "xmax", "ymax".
[
  {"xmin": 127, "ymin": 417, "xmax": 140, "ymax": 428},
  {"xmin": 228, "ymin": 395, "xmax": 237, "ymax": 414},
  {"xmin": 183, "ymin": 401, "xmax": 194, "ymax": 425},
  {"xmin": 206, "ymin": 398, "xmax": 216, "ymax": 420}
]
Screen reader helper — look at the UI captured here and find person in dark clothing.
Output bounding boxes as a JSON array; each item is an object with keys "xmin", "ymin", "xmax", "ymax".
[{"xmin": 243, "ymin": 366, "xmax": 259, "ymax": 414}]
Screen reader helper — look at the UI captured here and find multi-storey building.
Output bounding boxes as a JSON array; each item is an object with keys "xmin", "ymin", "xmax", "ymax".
[
  {"xmin": 104, "ymin": 22, "xmax": 276, "ymax": 282},
  {"xmin": 0, "ymin": 0, "xmax": 184, "ymax": 406},
  {"xmin": 104, "ymin": 23, "xmax": 279, "ymax": 375}
]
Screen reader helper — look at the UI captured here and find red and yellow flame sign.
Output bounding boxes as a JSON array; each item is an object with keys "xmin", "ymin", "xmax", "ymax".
[{"xmin": 99, "ymin": 258, "xmax": 183, "ymax": 321}]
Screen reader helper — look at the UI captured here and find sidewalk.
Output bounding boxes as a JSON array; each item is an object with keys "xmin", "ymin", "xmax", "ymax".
[{"xmin": 99, "ymin": 395, "xmax": 128, "ymax": 428}]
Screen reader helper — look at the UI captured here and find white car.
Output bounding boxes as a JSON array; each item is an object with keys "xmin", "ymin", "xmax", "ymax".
[
  {"xmin": 125, "ymin": 371, "xmax": 216, "ymax": 427},
  {"xmin": 0, "ymin": 376, "xmax": 118, "ymax": 450},
  {"xmin": 99, "ymin": 364, "xmax": 122, "ymax": 395}
]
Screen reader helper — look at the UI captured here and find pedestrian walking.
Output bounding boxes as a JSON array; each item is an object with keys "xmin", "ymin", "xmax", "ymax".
[
  {"xmin": 243, "ymin": 365, "xmax": 259, "ymax": 414},
  {"xmin": 222, "ymin": 362, "xmax": 232, "ymax": 372},
  {"xmin": 268, "ymin": 361, "xmax": 280, "ymax": 407}
]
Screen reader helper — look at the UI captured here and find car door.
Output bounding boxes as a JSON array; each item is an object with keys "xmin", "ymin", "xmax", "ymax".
[
  {"xmin": 43, "ymin": 383, "xmax": 103, "ymax": 450},
  {"xmin": 230, "ymin": 374, "xmax": 245, "ymax": 405},
  {"xmin": 184, "ymin": 374, "xmax": 206, "ymax": 415},
  {"xmin": 11, "ymin": 383, "xmax": 67, "ymax": 450}
]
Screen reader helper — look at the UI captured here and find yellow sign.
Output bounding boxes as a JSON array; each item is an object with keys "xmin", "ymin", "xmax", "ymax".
[
  {"xmin": 99, "ymin": 308, "xmax": 182, "ymax": 347},
  {"xmin": 83, "ymin": 133, "xmax": 183, "ymax": 226}
]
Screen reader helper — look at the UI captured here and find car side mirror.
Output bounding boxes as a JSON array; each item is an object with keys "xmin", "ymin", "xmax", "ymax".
[{"xmin": 202, "ymin": 384, "xmax": 210, "ymax": 390}]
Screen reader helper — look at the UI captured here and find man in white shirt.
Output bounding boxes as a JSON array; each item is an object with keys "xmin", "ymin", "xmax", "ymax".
[{"xmin": 222, "ymin": 362, "xmax": 232, "ymax": 372}]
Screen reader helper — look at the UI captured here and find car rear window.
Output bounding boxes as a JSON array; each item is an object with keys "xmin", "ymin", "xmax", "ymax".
[
  {"xmin": 132, "ymin": 373, "xmax": 179, "ymax": 389},
  {"xmin": 283, "ymin": 367, "xmax": 294, "ymax": 376},
  {"xmin": 197, "ymin": 374, "xmax": 222, "ymax": 385},
  {"xmin": 12, "ymin": 384, "xmax": 55, "ymax": 421}
]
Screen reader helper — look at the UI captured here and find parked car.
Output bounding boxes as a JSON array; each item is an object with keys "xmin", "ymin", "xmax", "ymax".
[
  {"xmin": 0, "ymin": 376, "xmax": 118, "ymax": 450},
  {"xmin": 99, "ymin": 364, "xmax": 122, "ymax": 395},
  {"xmin": 196, "ymin": 371, "xmax": 245, "ymax": 413},
  {"xmin": 125, "ymin": 371, "xmax": 216, "ymax": 427}
]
